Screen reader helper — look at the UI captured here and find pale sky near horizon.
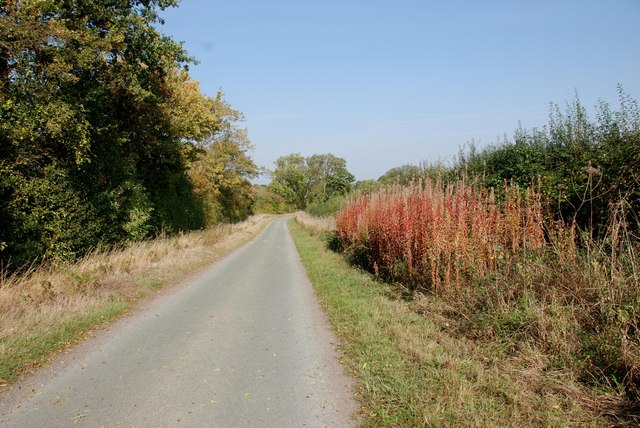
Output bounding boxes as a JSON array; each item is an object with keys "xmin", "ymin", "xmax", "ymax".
[{"xmin": 159, "ymin": 0, "xmax": 640, "ymax": 183}]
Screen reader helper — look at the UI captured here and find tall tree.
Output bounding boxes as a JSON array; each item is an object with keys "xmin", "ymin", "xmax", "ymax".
[
  {"xmin": 189, "ymin": 119, "xmax": 259, "ymax": 224},
  {"xmin": 269, "ymin": 153, "xmax": 354, "ymax": 210},
  {"xmin": 0, "ymin": 0, "xmax": 244, "ymax": 267},
  {"xmin": 306, "ymin": 154, "xmax": 354, "ymax": 203},
  {"xmin": 269, "ymin": 154, "xmax": 308, "ymax": 209}
]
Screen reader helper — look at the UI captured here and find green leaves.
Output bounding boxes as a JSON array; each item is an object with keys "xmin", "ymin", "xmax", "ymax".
[
  {"xmin": 457, "ymin": 88, "xmax": 640, "ymax": 234},
  {"xmin": 0, "ymin": 0, "xmax": 253, "ymax": 268},
  {"xmin": 189, "ymin": 127, "xmax": 259, "ymax": 225},
  {"xmin": 269, "ymin": 153, "xmax": 355, "ymax": 210}
]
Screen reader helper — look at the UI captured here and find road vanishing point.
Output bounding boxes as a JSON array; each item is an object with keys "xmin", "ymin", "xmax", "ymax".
[{"xmin": 0, "ymin": 217, "xmax": 358, "ymax": 427}]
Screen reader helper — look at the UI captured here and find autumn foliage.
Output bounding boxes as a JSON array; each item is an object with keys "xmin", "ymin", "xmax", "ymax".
[{"xmin": 337, "ymin": 179, "xmax": 545, "ymax": 293}]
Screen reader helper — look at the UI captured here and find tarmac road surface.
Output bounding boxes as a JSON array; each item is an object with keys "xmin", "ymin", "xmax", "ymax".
[{"xmin": 0, "ymin": 217, "xmax": 357, "ymax": 427}]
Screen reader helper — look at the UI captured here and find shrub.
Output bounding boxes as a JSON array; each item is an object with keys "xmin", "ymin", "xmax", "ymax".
[
  {"xmin": 457, "ymin": 87, "xmax": 640, "ymax": 237},
  {"xmin": 306, "ymin": 195, "xmax": 346, "ymax": 217}
]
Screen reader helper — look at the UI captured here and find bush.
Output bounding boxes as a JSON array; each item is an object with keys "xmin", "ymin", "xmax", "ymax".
[
  {"xmin": 306, "ymin": 195, "xmax": 346, "ymax": 217},
  {"xmin": 457, "ymin": 87, "xmax": 640, "ymax": 236}
]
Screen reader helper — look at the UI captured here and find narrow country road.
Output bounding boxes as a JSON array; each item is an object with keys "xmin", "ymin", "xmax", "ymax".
[{"xmin": 0, "ymin": 217, "xmax": 357, "ymax": 427}]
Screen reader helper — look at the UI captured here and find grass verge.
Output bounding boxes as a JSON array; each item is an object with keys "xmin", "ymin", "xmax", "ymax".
[
  {"xmin": 289, "ymin": 219, "xmax": 609, "ymax": 427},
  {"xmin": 0, "ymin": 215, "xmax": 273, "ymax": 384}
]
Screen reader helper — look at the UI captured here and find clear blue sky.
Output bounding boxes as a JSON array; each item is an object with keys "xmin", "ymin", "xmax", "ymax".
[{"xmin": 159, "ymin": 0, "xmax": 640, "ymax": 183}]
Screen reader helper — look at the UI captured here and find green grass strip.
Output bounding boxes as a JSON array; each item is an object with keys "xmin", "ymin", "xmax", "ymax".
[
  {"xmin": 288, "ymin": 220, "xmax": 600, "ymax": 427},
  {"xmin": 0, "ymin": 301, "xmax": 127, "ymax": 382}
]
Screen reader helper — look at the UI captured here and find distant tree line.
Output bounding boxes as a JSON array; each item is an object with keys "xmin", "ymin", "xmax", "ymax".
[{"xmin": 0, "ymin": 0, "xmax": 257, "ymax": 268}]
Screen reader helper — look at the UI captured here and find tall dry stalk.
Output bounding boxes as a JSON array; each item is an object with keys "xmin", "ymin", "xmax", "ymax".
[
  {"xmin": 338, "ymin": 178, "xmax": 640, "ymax": 416},
  {"xmin": 336, "ymin": 179, "xmax": 545, "ymax": 293}
]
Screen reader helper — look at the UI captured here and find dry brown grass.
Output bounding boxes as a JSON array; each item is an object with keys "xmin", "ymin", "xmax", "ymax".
[
  {"xmin": 290, "ymin": 220, "xmax": 610, "ymax": 427},
  {"xmin": 0, "ymin": 215, "xmax": 272, "ymax": 383},
  {"xmin": 414, "ymin": 293, "xmax": 631, "ymax": 424},
  {"xmin": 336, "ymin": 182, "xmax": 640, "ymax": 423},
  {"xmin": 411, "ymin": 214, "xmax": 640, "ymax": 424},
  {"xmin": 293, "ymin": 211, "xmax": 336, "ymax": 234}
]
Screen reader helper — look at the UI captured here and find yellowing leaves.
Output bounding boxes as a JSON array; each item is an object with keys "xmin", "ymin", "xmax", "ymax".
[
  {"xmin": 188, "ymin": 131, "xmax": 259, "ymax": 225},
  {"xmin": 160, "ymin": 69, "xmax": 243, "ymax": 144}
]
